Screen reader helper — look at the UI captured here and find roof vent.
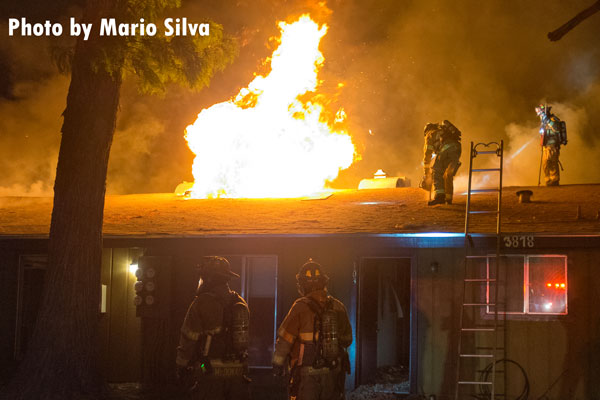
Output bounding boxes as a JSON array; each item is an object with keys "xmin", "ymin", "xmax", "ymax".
[
  {"xmin": 374, "ymin": 169, "xmax": 387, "ymax": 179},
  {"xmin": 516, "ymin": 190, "xmax": 533, "ymax": 203}
]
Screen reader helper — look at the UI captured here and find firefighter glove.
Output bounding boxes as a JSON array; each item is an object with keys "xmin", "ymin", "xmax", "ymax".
[{"xmin": 419, "ymin": 175, "xmax": 431, "ymax": 191}]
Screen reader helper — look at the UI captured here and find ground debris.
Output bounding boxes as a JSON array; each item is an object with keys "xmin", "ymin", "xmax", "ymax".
[{"xmin": 347, "ymin": 365, "xmax": 411, "ymax": 400}]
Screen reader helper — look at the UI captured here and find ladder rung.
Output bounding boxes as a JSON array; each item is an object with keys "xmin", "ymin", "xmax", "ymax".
[
  {"xmin": 470, "ymin": 189, "xmax": 500, "ymax": 193},
  {"xmin": 471, "ymin": 168, "xmax": 501, "ymax": 172},
  {"xmin": 460, "ymin": 354, "xmax": 494, "ymax": 358},
  {"xmin": 463, "ymin": 303, "xmax": 495, "ymax": 306},
  {"xmin": 458, "ymin": 381, "xmax": 493, "ymax": 385},
  {"xmin": 464, "ymin": 278, "xmax": 496, "ymax": 282},
  {"xmin": 468, "ymin": 210, "xmax": 499, "ymax": 214},
  {"xmin": 462, "ymin": 328, "xmax": 495, "ymax": 332}
]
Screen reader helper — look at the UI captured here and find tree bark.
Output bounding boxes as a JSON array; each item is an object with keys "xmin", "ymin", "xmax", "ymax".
[
  {"xmin": 2, "ymin": 1, "xmax": 122, "ymax": 398},
  {"xmin": 548, "ymin": 0, "xmax": 600, "ymax": 41}
]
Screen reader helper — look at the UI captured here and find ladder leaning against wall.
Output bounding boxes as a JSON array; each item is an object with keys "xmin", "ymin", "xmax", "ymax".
[{"xmin": 455, "ymin": 141, "xmax": 505, "ymax": 400}]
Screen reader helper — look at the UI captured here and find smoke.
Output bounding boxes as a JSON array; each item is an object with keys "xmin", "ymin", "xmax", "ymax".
[
  {"xmin": 320, "ymin": 0, "xmax": 600, "ymax": 188},
  {"xmin": 1, "ymin": 0, "xmax": 600, "ymax": 196},
  {"xmin": 0, "ymin": 76, "xmax": 66, "ymax": 196},
  {"xmin": 504, "ymin": 99, "xmax": 600, "ymax": 186}
]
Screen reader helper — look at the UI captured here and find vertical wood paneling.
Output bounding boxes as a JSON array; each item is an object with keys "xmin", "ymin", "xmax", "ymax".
[
  {"xmin": 107, "ymin": 248, "xmax": 141, "ymax": 382},
  {"xmin": 98, "ymin": 248, "xmax": 112, "ymax": 378}
]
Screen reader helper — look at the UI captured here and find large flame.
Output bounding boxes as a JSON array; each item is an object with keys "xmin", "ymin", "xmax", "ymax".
[{"xmin": 185, "ymin": 15, "xmax": 356, "ymax": 198}]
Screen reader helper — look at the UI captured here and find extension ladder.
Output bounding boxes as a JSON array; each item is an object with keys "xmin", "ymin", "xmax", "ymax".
[{"xmin": 455, "ymin": 141, "xmax": 505, "ymax": 400}]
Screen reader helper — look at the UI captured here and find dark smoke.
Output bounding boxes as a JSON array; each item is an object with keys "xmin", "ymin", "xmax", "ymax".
[{"xmin": 1, "ymin": 0, "xmax": 599, "ymax": 196}]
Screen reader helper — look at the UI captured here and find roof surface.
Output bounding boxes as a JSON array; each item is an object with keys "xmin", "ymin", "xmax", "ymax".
[{"xmin": 1, "ymin": 185, "xmax": 599, "ymax": 237}]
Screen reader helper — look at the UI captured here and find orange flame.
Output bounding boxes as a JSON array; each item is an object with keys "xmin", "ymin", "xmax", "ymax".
[{"xmin": 185, "ymin": 15, "xmax": 356, "ymax": 198}]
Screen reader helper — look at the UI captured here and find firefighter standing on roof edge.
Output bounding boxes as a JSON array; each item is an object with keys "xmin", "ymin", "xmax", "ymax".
[
  {"xmin": 536, "ymin": 104, "xmax": 567, "ymax": 186},
  {"xmin": 420, "ymin": 120, "xmax": 462, "ymax": 206},
  {"xmin": 176, "ymin": 256, "xmax": 250, "ymax": 400},
  {"xmin": 273, "ymin": 259, "xmax": 353, "ymax": 400}
]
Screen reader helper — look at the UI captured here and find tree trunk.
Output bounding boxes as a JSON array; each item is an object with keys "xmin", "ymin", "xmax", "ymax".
[{"xmin": 2, "ymin": 1, "xmax": 122, "ymax": 398}]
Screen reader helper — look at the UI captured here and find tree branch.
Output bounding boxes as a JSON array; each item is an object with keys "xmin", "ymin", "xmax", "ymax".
[{"xmin": 548, "ymin": 0, "xmax": 600, "ymax": 41}]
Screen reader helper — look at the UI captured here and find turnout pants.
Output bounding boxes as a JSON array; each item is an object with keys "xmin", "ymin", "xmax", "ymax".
[
  {"xmin": 542, "ymin": 145, "xmax": 560, "ymax": 186},
  {"xmin": 432, "ymin": 144, "xmax": 461, "ymax": 201},
  {"xmin": 293, "ymin": 366, "xmax": 345, "ymax": 400},
  {"xmin": 190, "ymin": 375, "xmax": 249, "ymax": 400}
]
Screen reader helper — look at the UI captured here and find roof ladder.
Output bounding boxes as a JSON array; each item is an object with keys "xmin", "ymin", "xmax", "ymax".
[{"xmin": 455, "ymin": 141, "xmax": 505, "ymax": 400}]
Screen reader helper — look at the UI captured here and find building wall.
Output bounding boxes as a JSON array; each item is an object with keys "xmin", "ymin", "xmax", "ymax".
[
  {"xmin": 0, "ymin": 246, "xmax": 19, "ymax": 384},
  {"xmin": 413, "ymin": 247, "xmax": 600, "ymax": 400},
  {"xmin": 2, "ymin": 237, "xmax": 600, "ymax": 400},
  {"xmin": 0, "ymin": 241, "xmax": 142, "ymax": 384}
]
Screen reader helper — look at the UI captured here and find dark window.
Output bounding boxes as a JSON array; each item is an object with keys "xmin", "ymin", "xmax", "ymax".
[
  {"xmin": 225, "ymin": 255, "xmax": 277, "ymax": 368},
  {"xmin": 15, "ymin": 255, "xmax": 47, "ymax": 359}
]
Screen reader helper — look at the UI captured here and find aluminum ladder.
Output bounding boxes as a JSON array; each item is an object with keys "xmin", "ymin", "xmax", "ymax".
[{"xmin": 455, "ymin": 141, "xmax": 505, "ymax": 400}]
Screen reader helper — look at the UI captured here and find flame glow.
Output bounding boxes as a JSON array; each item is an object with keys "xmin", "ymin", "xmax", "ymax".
[{"xmin": 185, "ymin": 15, "xmax": 356, "ymax": 198}]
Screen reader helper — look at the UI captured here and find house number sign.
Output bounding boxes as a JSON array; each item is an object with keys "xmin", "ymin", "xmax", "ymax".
[{"xmin": 503, "ymin": 235, "xmax": 535, "ymax": 248}]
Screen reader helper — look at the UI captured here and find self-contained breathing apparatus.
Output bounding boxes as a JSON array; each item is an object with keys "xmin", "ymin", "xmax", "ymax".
[
  {"xmin": 295, "ymin": 259, "xmax": 340, "ymax": 368},
  {"xmin": 288, "ymin": 296, "xmax": 349, "ymax": 400},
  {"xmin": 537, "ymin": 104, "xmax": 567, "ymax": 147},
  {"xmin": 419, "ymin": 120, "xmax": 462, "ymax": 192},
  {"xmin": 303, "ymin": 296, "xmax": 340, "ymax": 368},
  {"xmin": 194, "ymin": 293, "xmax": 249, "ymax": 377},
  {"xmin": 441, "ymin": 119, "xmax": 461, "ymax": 143},
  {"xmin": 540, "ymin": 115, "xmax": 568, "ymax": 147}
]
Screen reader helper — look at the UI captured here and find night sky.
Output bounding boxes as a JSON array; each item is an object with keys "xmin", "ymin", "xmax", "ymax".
[{"xmin": 1, "ymin": 0, "xmax": 599, "ymax": 196}]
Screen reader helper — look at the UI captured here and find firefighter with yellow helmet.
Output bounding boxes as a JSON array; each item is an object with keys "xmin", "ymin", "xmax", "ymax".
[
  {"xmin": 535, "ymin": 104, "xmax": 567, "ymax": 186},
  {"xmin": 176, "ymin": 256, "xmax": 250, "ymax": 400},
  {"xmin": 272, "ymin": 259, "xmax": 353, "ymax": 400}
]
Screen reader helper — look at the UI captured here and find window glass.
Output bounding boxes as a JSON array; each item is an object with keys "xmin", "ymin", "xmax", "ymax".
[
  {"xmin": 486, "ymin": 254, "xmax": 567, "ymax": 316},
  {"xmin": 246, "ymin": 256, "xmax": 277, "ymax": 367},
  {"xmin": 16, "ymin": 255, "xmax": 47, "ymax": 359},
  {"xmin": 225, "ymin": 256, "xmax": 244, "ymax": 295},
  {"xmin": 489, "ymin": 256, "xmax": 525, "ymax": 313},
  {"xmin": 528, "ymin": 256, "xmax": 567, "ymax": 314}
]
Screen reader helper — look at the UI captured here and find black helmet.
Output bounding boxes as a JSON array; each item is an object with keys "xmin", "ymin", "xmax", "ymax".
[
  {"xmin": 296, "ymin": 258, "xmax": 329, "ymax": 296},
  {"xmin": 424, "ymin": 123, "xmax": 439, "ymax": 135},
  {"xmin": 198, "ymin": 256, "xmax": 240, "ymax": 280}
]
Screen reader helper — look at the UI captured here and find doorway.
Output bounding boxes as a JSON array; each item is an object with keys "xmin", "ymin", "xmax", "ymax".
[{"xmin": 358, "ymin": 257, "xmax": 411, "ymax": 393}]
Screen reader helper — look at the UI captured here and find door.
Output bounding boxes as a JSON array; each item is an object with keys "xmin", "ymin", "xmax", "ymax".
[{"xmin": 358, "ymin": 257, "xmax": 411, "ymax": 392}]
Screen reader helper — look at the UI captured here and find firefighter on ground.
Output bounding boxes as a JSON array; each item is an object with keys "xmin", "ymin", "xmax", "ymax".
[
  {"xmin": 176, "ymin": 256, "xmax": 250, "ymax": 400},
  {"xmin": 272, "ymin": 259, "xmax": 353, "ymax": 400},
  {"xmin": 420, "ymin": 120, "xmax": 462, "ymax": 205},
  {"xmin": 535, "ymin": 104, "xmax": 567, "ymax": 186}
]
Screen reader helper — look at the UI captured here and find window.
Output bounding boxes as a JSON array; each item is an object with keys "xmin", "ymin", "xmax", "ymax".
[
  {"xmin": 15, "ymin": 255, "xmax": 47, "ymax": 359},
  {"xmin": 484, "ymin": 254, "xmax": 567, "ymax": 315},
  {"xmin": 225, "ymin": 255, "xmax": 278, "ymax": 368}
]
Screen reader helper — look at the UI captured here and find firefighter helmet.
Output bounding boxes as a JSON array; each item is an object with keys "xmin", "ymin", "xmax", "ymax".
[
  {"xmin": 535, "ymin": 104, "xmax": 551, "ymax": 117},
  {"xmin": 423, "ymin": 122, "xmax": 439, "ymax": 135},
  {"xmin": 198, "ymin": 256, "xmax": 240, "ymax": 280},
  {"xmin": 296, "ymin": 258, "xmax": 329, "ymax": 296}
]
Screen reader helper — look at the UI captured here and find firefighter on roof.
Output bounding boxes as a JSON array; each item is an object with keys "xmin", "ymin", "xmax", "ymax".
[
  {"xmin": 420, "ymin": 120, "xmax": 462, "ymax": 205},
  {"xmin": 536, "ymin": 104, "xmax": 567, "ymax": 186},
  {"xmin": 273, "ymin": 259, "xmax": 352, "ymax": 400},
  {"xmin": 176, "ymin": 256, "xmax": 250, "ymax": 400}
]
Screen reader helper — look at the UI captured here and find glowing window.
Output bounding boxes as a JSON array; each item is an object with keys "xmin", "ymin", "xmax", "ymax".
[
  {"xmin": 528, "ymin": 256, "xmax": 567, "ymax": 314},
  {"xmin": 484, "ymin": 254, "xmax": 567, "ymax": 316}
]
